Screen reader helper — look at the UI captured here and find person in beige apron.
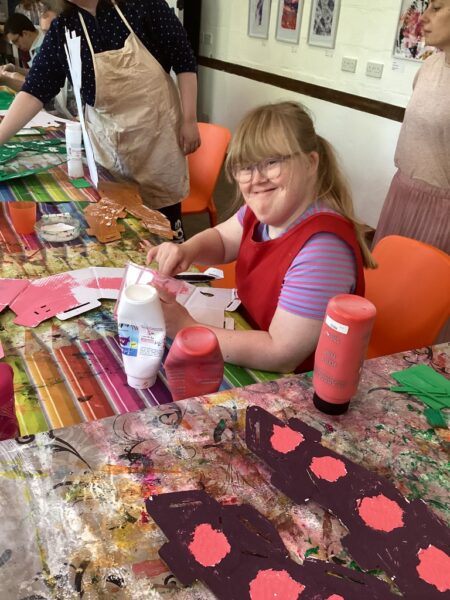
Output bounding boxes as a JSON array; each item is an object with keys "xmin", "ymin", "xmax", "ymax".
[
  {"xmin": 0, "ymin": 0, "xmax": 199, "ymax": 242},
  {"xmin": 79, "ymin": 1, "xmax": 189, "ymax": 240}
]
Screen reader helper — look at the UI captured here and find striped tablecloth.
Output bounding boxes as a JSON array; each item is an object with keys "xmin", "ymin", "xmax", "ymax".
[{"xmin": 0, "ymin": 195, "xmax": 279, "ymax": 437}]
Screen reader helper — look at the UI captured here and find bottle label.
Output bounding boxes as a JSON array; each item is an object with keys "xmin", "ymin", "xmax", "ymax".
[
  {"xmin": 118, "ymin": 323, "xmax": 139, "ymax": 356},
  {"xmin": 326, "ymin": 314, "xmax": 349, "ymax": 335},
  {"xmin": 118, "ymin": 324, "xmax": 165, "ymax": 357},
  {"xmin": 139, "ymin": 327, "xmax": 165, "ymax": 357},
  {"xmin": 68, "ymin": 146, "xmax": 82, "ymax": 160}
]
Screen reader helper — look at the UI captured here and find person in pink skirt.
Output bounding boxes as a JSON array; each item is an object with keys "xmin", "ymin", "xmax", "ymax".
[{"xmin": 373, "ymin": 1, "xmax": 450, "ymax": 255}]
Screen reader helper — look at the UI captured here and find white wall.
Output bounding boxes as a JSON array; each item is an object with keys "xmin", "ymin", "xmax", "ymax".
[{"xmin": 197, "ymin": 0, "xmax": 422, "ymax": 228}]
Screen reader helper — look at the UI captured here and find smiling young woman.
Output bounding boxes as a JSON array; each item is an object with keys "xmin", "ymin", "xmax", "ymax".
[{"xmin": 146, "ymin": 101, "xmax": 376, "ymax": 375}]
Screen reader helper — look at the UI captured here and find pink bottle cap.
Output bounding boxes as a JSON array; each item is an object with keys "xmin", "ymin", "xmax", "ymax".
[
  {"xmin": 328, "ymin": 294, "xmax": 377, "ymax": 322},
  {"xmin": 175, "ymin": 326, "xmax": 220, "ymax": 357}
]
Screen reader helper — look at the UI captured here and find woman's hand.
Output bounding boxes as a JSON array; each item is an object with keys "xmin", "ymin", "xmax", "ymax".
[
  {"xmin": 144, "ymin": 240, "xmax": 193, "ymax": 276},
  {"xmin": 179, "ymin": 119, "xmax": 200, "ymax": 155},
  {"xmin": 158, "ymin": 288, "xmax": 197, "ymax": 338},
  {"xmin": 0, "ymin": 63, "xmax": 15, "ymax": 74}
]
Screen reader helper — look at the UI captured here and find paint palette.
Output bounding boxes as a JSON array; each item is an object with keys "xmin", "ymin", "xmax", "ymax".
[
  {"xmin": 35, "ymin": 213, "xmax": 81, "ymax": 242},
  {"xmin": 245, "ymin": 406, "xmax": 450, "ymax": 599}
]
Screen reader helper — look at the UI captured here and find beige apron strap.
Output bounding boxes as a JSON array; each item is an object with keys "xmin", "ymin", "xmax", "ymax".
[
  {"xmin": 78, "ymin": 12, "xmax": 96, "ymax": 62},
  {"xmin": 110, "ymin": 0, "xmax": 135, "ymax": 36}
]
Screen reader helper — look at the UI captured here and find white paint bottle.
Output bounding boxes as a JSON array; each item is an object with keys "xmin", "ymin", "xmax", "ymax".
[
  {"xmin": 65, "ymin": 122, "xmax": 84, "ymax": 178},
  {"xmin": 117, "ymin": 284, "xmax": 166, "ymax": 389}
]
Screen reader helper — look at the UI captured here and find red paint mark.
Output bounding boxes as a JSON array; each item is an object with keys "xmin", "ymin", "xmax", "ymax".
[
  {"xmin": 310, "ymin": 456, "xmax": 347, "ymax": 482},
  {"xmin": 140, "ymin": 511, "xmax": 149, "ymax": 524},
  {"xmin": 416, "ymin": 545, "xmax": 450, "ymax": 592},
  {"xmin": 188, "ymin": 523, "xmax": 231, "ymax": 567},
  {"xmin": 327, "ymin": 596, "xmax": 344, "ymax": 600},
  {"xmin": 270, "ymin": 424, "xmax": 304, "ymax": 454},
  {"xmin": 132, "ymin": 559, "xmax": 168, "ymax": 578},
  {"xmin": 357, "ymin": 494, "xmax": 404, "ymax": 532},
  {"xmin": 85, "ymin": 276, "xmax": 123, "ymax": 291},
  {"xmin": 249, "ymin": 569, "xmax": 305, "ymax": 599}
]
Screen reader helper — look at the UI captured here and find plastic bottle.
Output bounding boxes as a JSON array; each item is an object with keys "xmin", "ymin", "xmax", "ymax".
[
  {"xmin": 117, "ymin": 284, "xmax": 166, "ymax": 389},
  {"xmin": 164, "ymin": 326, "xmax": 224, "ymax": 401},
  {"xmin": 0, "ymin": 363, "xmax": 20, "ymax": 441},
  {"xmin": 65, "ymin": 122, "xmax": 84, "ymax": 179},
  {"xmin": 312, "ymin": 294, "xmax": 377, "ymax": 415}
]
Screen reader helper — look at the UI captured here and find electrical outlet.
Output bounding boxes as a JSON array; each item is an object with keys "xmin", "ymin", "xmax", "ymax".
[
  {"xmin": 341, "ymin": 57, "xmax": 357, "ymax": 73},
  {"xmin": 366, "ymin": 61, "xmax": 384, "ymax": 78},
  {"xmin": 202, "ymin": 32, "xmax": 213, "ymax": 46}
]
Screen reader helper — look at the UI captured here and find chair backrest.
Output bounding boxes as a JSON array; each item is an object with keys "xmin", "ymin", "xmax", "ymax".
[
  {"xmin": 365, "ymin": 235, "xmax": 450, "ymax": 358},
  {"xmin": 187, "ymin": 122, "xmax": 232, "ymax": 201}
]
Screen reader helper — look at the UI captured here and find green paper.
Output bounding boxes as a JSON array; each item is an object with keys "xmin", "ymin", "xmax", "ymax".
[
  {"xmin": 390, "ymin": 365, "xmax": 450, "ymax": 423},
  {"xmin": 70, "ymin": 178, "xmax": 92, "ymax": 188},
  {"xmin": 0, "ymin": 139, "xmax": 65, "ymax": 164},
  {"xmin": 423, "ymin": 408, "xmax": 447, "ymax": 428},
  {"xmin": 0, "ymin": 90, "xmax": 15, "ymax": 110}
]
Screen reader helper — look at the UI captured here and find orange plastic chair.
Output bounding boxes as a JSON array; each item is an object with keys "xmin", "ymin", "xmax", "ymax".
[
  {"xmin": 364, "ymin": 235, "xmax": 450, "ymax": 358},
  {"xmin": 182, "ymin": 122, "xmax": 232, "ymax": 227},
  {"xmin": 199, "ymin": 261, "xmax": 237, "ymax": 289}
]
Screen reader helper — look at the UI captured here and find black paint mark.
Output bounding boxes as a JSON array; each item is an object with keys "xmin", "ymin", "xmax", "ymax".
[{"xmin": 0, "ymin": 549, "xmax": 12, "ymax": 567}]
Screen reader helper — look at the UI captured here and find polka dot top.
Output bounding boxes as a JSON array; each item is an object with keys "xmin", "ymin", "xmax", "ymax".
[{"xmin": 22, "ymin": 0, "xmax": 197, "ymax": 106}]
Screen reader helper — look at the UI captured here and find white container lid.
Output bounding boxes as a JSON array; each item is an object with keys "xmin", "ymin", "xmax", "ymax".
[{"xmin": 127, "ymin": 374, "xmax": 157, "ymax": 389}]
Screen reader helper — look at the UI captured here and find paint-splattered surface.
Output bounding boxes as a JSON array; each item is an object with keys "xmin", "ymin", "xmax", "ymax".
[
  {"xmin": 0, "ymin": 345, "xmax": 448, "ymax": 599},
  {"xmin": 0, "ymin": 201, "xmax": 279, "ymax": 435}
]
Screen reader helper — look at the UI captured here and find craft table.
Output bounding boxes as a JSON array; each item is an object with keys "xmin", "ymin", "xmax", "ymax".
[
  {"xmin": 0, "ymin": 344, "xmax": 448, "ymax": 599},
  {"xmin": 0, "ymin": 164, "xmax": 279, "ymax": 436}
]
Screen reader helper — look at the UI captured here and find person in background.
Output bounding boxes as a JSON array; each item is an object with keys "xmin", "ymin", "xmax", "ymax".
[
  {"xmin": 373, "ymin": 0, "xmax": 450, "ymax": 255},
  {"xmin": 145, "ymin": 102, "xmax": 376, "ymax": 374},
  {"xmin": 0, "ymin": 13, "xmax": 45, "ymax": 91},
  {"xmin": 39, "ymin": 5, "xmax": 57, "ymax": 32},
  {"xmin": 39, "ymin": 6, "xmax": 77, "ymax": 118},
  {"xmin": 0, "ymin": 0, "xmax": 200, "ymax": 242},
  {"xmin": 14, "ymin": 0, "xmax": 47, "ymax": 26}
]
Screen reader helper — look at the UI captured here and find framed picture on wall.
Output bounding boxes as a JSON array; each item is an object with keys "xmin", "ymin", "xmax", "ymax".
[
  {"xmin": 308, "ymin": 0, "xmax": 341, "ymax": 49},
  {"xmin": 275, "ymin": 0, "xmax": 304, "ymax": 44},
  {"xmin": 393, "ymin": 0, "xmax": 437, "ymax": 61},
  {"xmin": 248, "ymin": 0, "xmax": 272, "ymax": 39}
]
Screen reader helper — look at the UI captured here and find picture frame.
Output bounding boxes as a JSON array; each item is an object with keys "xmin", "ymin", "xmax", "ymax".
[
  {"xmin": 393, "ymin": 0, "xmax": 436, "ymax": 61},
  {"xmin": 308, "ymin": 0, "xmax": 341, "ymax": 49},
  {"xmin": 248, "ymin": 0, "xmax": 272, "ymax": 40},
  {"xmin": 275, "ymin": 0, "xmax": 304, "ymax": 44}
]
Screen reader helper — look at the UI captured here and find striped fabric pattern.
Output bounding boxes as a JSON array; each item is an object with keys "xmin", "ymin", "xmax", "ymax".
[{"xmin": 0, "ymin": 196, "xmax": 281, "ymax": 437}]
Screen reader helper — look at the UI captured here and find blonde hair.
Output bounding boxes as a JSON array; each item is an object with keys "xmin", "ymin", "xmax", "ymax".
[{"xmin": 225, "ymin": 101, "xmax": 376, "ymax": 269}]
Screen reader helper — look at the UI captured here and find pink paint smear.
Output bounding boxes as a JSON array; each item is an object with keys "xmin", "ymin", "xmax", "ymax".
[
  {"xmin": 188, "ymin": 523, "xmax": 231, "ymax": 568},
  {"xmin": 416, "ymin": 545, "xmax": 450, "ymax": 592},
  {"xmin": 309, "ymin": 456, "xmax": 347, "ymax": 482},
  {"xmin": 357, "ymin": 494, "xmax": 404, "ymax": 532},
  {"xmin": 270, "ymin": 425, "xmax": 304, "ymax": 454},
  {"xmin": 249, "ymin": 569, "xmax": 305, "ymax": 600}
]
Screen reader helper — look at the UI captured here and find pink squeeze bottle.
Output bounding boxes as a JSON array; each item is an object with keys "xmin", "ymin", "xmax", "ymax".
[
  {"xmin": 313, "ymin": 294, "xmax": 377, "ymax": 415},
  {"xmin": 164, "ymin": 326, "xmax": 224, "ymax": 401}
]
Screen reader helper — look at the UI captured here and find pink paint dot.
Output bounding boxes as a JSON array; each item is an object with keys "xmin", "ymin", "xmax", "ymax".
[
  {"xmin": 249, "ymin": 569, "xmax": 305, "ymax": 600},
  {"xmin": 327, "ymin": 596, "xmax": 344, "ymax": 600},
  {"xmin": 188, "ymin": 523, "xmax": 231, "ymax": 567},
  {"xmin": 270, "ymin": 425, "xmax": 304, "ymax": 454},
  {"xmin": 309, "ymin": 456, "xmax": 347, "ymax": 482},
  {"xmin": 417, "ymin": 545, "xmax": 450, "ymax": 592},
  {"xmin": 357, "ymin": 494, "xmax": 404, "ymax": 532}
]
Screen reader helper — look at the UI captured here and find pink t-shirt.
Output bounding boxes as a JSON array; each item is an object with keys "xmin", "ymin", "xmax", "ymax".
[{"xmin": 395, "ymin": 52, "xmax": 450, "ymax": 189}]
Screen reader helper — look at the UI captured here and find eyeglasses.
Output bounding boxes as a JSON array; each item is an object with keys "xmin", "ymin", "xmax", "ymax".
[
  {"xmin": 7, "ymin": 33, "xmax": 22, "ymax": 47},
  {"xmin": 233, "ymin": 156, "xmax": 292, "ymax": 183}
]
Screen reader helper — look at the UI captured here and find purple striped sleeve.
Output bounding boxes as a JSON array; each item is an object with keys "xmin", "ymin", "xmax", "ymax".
[{"xmin": 278, "ymin": 233, "xmax": 357, "ymax": 320}]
